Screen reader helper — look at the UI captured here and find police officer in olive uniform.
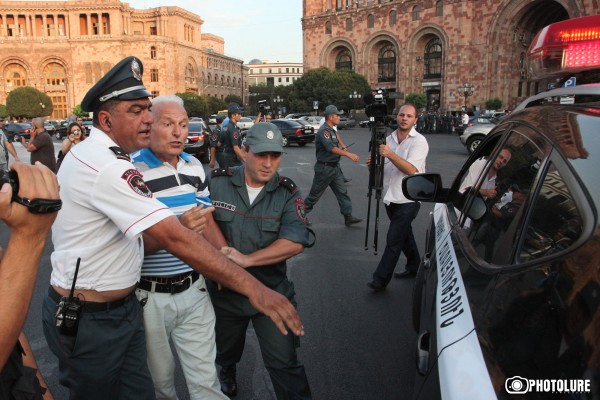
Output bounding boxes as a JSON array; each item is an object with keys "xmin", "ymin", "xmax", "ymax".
[
  {"xmin": 220, "ymin": 104, "xmax": 245, "ymax": 167},
  {"xmin": 209, "ymin": 123, "xmax": 312, "ymax": 400},
  {"xmin": 304, "ymin": 105, "xmax": 362, "ymax": 226},
  {"xmin": 209, "ymin": 114, "xmax": 225, "ymax": 169}
]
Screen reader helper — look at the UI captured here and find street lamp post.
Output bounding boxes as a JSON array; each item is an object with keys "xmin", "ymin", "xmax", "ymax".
[
  {"xmin": 349, "ymin": 91, "xmax": 361, "ymax": 118},
  {"xmin": 457, "ymin": 82, "xmax": 475, "ymax": 111},
  {"xmin": 273, "ymin": 95, "xmax": 284, "ymax": 118}
]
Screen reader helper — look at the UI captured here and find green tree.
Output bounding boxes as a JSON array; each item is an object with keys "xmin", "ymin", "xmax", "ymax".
[
  {"xmin": 72, "ymin": 104, "xmax": 89, "ymax": 118},
  {"xmin": 6, "ymin": 87, "xmax": 53, "ymax": 119},
  {"xmin": 485, "ymin": 97, "xmax": 503, "ymax": 110},
  {"xmin": 405, "ymin": 93, "xmax": 427, "ymax": 111},
  {"xmin": 288, "ymin": 67, "xmax": 370, "ymax": 114},
  {"xmin": 224, "ymin": 95, "xmax": 243, "ymax": 108},
  {"xmin": 176, "ymin": 93, "xmax": 209, "ymax": 118},
  {"xmin": 0, "ymin": 104, "xmax": 7, "ymax": 119},
  {"xmin": 207, "ymin": 96, "xmax": 227, "ymax": 114}
]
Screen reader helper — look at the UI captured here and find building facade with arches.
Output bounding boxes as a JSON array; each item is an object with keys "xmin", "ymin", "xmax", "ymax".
[
  {"xmin": 302, "ymin": 0, "xmax": 599, "ymax": 112},
  {"xmin": 0, "ymin": 0, "xmax": 248, "ymax": 119}
]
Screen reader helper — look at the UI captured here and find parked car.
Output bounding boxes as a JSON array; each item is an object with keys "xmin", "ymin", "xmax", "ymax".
[
  {"xmin": 284, "ymin": 113, "xmax": 310, "ymax": 120},
  {"xmin": 237, "ymin": 117, "xmax": 254, "ymax": 131},
  {"xmin": 4, "ymin": 122, "xmax": 32, "ymax": 142},
  {"xmin": 269, "ymin": 119, "xmax": 315, "ymax": 147},
  {"xmin": 358, "ymin": 120, "xmax": 370, "ymax": 128},
  {"xmin": 337, "ymin": 117, "xmax": 356, "ymax": 129},
  {"xmin": 454, "ymin": 116, "xmax": 495, "ymax": 136},
  {"xmin": 459, "ymin": 122, "xmax": 496, "ymax": 154},
  {"xmin": 44, "ymin": 121, "xmax": 57, "ymax": 136},
  {"xmin": 183, "ymin": 120, "xmax": 211, "ymax": 163},
  {"xmin": 405, "ymin": 15, "xmax": 600, "ymax": 400},
  {"xmin": 80, "ymin": 119, "xmax": 93, "ymax": 134},
  {"xmin": 297, "ymin": 115, "xmax": 324, "ymax": 129}
]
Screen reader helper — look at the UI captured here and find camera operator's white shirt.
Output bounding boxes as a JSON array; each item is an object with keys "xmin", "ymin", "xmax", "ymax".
[
  {"xmin": 50, "ymin": 127, "xmax": 173, "ymax": 291},
  {"xmin": 319, "ymin": 117, "xmax": 337, "ymax": 131},
  {"xmin": 382, "ymin": 127, "xmax": 429, "ymax": 205}
]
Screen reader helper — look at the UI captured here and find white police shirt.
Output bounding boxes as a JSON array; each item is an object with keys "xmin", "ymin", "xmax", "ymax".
[
  {"xmin": 382, "ymin": 127, "xmax": 429, "ymax": 205},
  {"xmin": 50, "ymin": 127, "xmax": 174, "ymax": 291}
]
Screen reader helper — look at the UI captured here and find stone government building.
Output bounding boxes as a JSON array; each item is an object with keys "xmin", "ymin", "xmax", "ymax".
[
  {"xmin": 0, "ymin": 0, "xmax": 248, "ymax": 119},
  {"xmin": 302, "ymin": 0, "xmax": 599, "ymax": 112}
]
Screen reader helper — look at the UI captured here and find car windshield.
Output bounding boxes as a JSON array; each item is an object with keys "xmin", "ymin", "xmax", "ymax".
[{"xmin": 189, "ymin": 122, "xmax": 203, "ymax": 134}]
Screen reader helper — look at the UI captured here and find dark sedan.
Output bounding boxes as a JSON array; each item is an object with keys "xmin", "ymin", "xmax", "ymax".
[
  {"xmin": 183, "ymin": 121, "xmax": 211, "ymax": 163},
  {"xmin": 4, "ymin": 122, "xmax": 32, "ymax": 142},
  {"xmin": 269, "ymin": 119, "xmax": 315, "ymax": 147}
]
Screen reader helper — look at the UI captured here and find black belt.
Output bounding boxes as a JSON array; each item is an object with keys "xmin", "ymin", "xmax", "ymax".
[
  {"xmin": 48, "ymin": 286, "xmax": 131, "ymax": 313},
  {"xmin": 138, "ymin": 271, "xmax": 200, "ymax": 294},
  {"xmin": 317, "ymin": 161, "xmax": 338, "ymax": 167}
]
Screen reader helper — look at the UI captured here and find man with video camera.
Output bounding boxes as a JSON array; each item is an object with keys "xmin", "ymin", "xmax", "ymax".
[{"xmin": 367, "ymin": 104, "xmax": 429, "ymax": 291}]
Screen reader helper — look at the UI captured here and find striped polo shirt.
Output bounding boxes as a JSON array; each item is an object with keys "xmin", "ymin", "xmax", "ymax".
[{"xmin": 132, "ymin": 148, "xmax": 211, "ymax": 277}]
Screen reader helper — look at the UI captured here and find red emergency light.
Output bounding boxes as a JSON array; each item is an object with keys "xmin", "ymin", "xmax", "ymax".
[{"xmin": 528, "ymin": 15, "xmax": 600, "ymax": 79}]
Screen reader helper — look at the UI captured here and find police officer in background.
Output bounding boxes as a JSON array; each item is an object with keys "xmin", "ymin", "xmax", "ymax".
[
  {"xmin": 41, "ymin": 56, "xmax": 305, "ymax": 400},
  {"xmin": 209, "ymin": 114, "xmax": 225, "ymax": 169},
  {"xmin": 209, "ymin": 123, "xmax": 312, "ymax": 399},
  {"xmin": 220, "ymin": 104, "xmax": 245, "ymax": 167},
  {"xmin": 304, "ymin": 104, "xmax": 362, "ymax": 226}
]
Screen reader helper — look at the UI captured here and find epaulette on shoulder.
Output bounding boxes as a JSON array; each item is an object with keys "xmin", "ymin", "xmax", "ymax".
[
  {"xmin": 109, "ymin": 146, "xmax": 131, "ymax": 161},
  {"xmin": 278, "ymin": 176, "xmax": 298, "ymax": 194},
  {"xmin": 211, "ymin": 168, "xmax": 232, "ymax": 178}
]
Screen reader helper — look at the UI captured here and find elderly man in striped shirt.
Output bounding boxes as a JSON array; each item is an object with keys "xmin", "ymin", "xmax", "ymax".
[{"xmin": 132, "ymin": 95, "xmax": 228, "ymax": 400}]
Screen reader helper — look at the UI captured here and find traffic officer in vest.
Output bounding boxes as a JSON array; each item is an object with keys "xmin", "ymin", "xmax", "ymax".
[
  {"xmin": 209, "ymin": 114, "xmax": 225, "ymax": 169},
  {"xmin": 42, "ymin": 56, "xmax": 305, "ymax": 400},
  {"xmin": 220, "ymin": 104, "xmax": 244, "ymax": 167},
  {"xmin": 209, "ymin": 122, "xmax": 313, "ymax": 399},
  {"xmin": 304, "ymin": 104, "xmax": 362, "ymax": 226}
]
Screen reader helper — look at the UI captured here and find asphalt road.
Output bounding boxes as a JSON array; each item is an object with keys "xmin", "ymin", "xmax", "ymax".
[{"xmin": 3, "ymin": 127, "xmax": 470, "ymax": 399}]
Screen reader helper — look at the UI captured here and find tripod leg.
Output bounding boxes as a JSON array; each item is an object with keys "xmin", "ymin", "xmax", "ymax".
[{"xmin": 364, "ymin": 189, "xmax": 373, "ymax": 251}]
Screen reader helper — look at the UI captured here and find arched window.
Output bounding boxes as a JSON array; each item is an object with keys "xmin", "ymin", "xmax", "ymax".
[
  {"xmin": 214, "ymin": 74, "xmax": 218, "ymax": 86},
  {"xmin": 412, "ymin": 5, "xmax": 420, "ymax": 21},
  {"xmin": 346, "ymin": 18, "xmax": 352, "ymax": 31},
  {"xmin": 389, "ymin": 10, "xmax": 397, "ymax": 26},
  {"xmin": 378, "ymin": 45, "xmax": 396, "ymax": 82},
  {"xmin": 325, "ymin": 21, "xmax": 332, "ymax": 34},
  {"xmin": 150, "ymin": 46, "xmax": 157, "ymax": 59},
  {"xmin": 436, "ymin": 1, "xmax": 443, "ymax": 16},
  {"xmin": 4, "ymin": 64, "xmax": 27, "ymax": 89},
  {"xmin": 335, "ymin": 49, "xmax": 352, "ymax": 70},
  {"xmin": 44, "ymin": 63, "xmax": 66, "ymax": 86},
  {"xmin": 185, "ymin": 63, "xmax": 195, "ymax": 84},
  {"xmin": 367, "ymin": 14, "xmax": 374, "ymax": 28},
  {"xmin": 424, "ymin": 38, "xmax": 442, "ymax": 79}
]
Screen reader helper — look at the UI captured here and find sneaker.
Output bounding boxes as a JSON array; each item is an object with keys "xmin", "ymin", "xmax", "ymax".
[{"xmin": 344, "ymin": 215, "xmax": 363, "ymax": 226}]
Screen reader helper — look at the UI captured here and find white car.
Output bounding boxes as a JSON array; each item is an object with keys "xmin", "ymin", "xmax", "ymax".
[
  {"xmin": 237, "ymin": 117, "xmax": 254, "ymax": 130},
  {"xmin": 297, "ymin": 115, "xmax": 323, "ymax": 129}
]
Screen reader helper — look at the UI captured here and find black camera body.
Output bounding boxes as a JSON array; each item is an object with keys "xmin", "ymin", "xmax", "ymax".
[
  {"xmin": 0, "ymin": 169, "xmax": 19, "ymax": 196},
  {"xmin": 258, "ymin": 100, "xmax": 271, "ymax": 115},
  {"xmin": 56, "ymin": 298, "xmax": 82, "ymax": 337},
  {"xmin": 365, "ymin": 89, "xmax": 389, "ymax": 121}
]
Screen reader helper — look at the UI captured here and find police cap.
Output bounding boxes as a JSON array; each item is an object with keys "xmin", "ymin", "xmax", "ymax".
[
  {"xmin": 245, "ymin": 122, "xmax": 284, "ymax": 154},
  {"xmin": 81, "ymin": 56, "xmax": 152, "ymax": 112},
  {"xmin": 324, "ymin": 104, "xmax": 344, "ymax": 117},
  {"xmin": 227, "ymin": 103, "xmax": 242, "ymax": 115}
]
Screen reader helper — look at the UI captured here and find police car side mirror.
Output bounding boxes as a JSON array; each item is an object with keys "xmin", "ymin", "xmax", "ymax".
[
  {"xmin": 467, "ymin": 194, "xmax": 488, "ymax": 221},
  {"xmin": 402, "ymin": 174, "xmax": 447, "ymax": 203}
]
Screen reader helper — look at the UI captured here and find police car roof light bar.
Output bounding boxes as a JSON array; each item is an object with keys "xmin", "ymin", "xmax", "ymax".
[{"xmin": 527, "ymin": 15, "xmax": 600, "ymax": 79}]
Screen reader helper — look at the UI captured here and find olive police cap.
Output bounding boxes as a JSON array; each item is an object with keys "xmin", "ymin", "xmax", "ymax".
[
  {"xmin": 245, "ymin": 122, "xmax": 284, "ymax": 154},
  {"xmin": 81, "ymin": 56, "xmax": 152, "ymax": 112},
  {"xmin": 324, "ymin": 104, "xmax": 344, "ymax": 116}
]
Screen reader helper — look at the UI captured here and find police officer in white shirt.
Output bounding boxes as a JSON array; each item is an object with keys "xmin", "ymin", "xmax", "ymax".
[{"xmin": 41, "ymin": 56, "xmax": 305, "ymax": 400}]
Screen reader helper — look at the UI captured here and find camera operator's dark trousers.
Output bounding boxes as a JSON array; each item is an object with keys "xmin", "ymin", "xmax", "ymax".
[
  {"xmin": 209, "ymin": 279, "xmax": 312, "ymax": 400},
  {"xmin": 304, "ymin": 162, "xmax": 352, "ymax": 216},
  {"xmin": 42, "ymin": 288, "xmax": 156, "ymax": 400},
  {"xmin": 372, "ymin": 202, "xmax": 421, "ymax": 286}
]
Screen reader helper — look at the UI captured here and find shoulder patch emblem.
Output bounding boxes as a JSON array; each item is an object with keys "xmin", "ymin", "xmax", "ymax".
[
  {"xmin": 121, "ymin": 169, "xmax": 152, "ymax": 198},
  {"xmin": 323, "ymin": 131, "xmax": 331, "ymax": 139},
  {"xmin": 233, "ymin": 131, "xmax": 239, "ymax": 140},
  {"xmin": 294, "ymin": 198, "xmax": 308, "ymax": 224},
  {"xmin": 211, "ymin": 133, "xmax": 218, "ymax": 142}
]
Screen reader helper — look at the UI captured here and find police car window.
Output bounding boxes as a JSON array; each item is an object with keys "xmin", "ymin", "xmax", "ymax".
[
  {"xmin": 463, "ymin": 128, "xmax": 550, "ymax": 264},
  {"xmin": 520, "ymin": 161, "xmax": 583, "ymax": 262}
]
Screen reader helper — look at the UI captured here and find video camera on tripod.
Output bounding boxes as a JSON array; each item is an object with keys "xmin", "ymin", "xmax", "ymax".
[
  {"xmin": 364, "ymin": 88, "xmax": 390, "ymax": 254},
  {"xmin": 257, "ymin": 100, "xmax": 271, "ymax": 115}
]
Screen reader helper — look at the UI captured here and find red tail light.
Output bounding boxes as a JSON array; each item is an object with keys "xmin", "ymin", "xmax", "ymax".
[{"xmin": 295, "ymin": 129, "xmax": 302, "ymax": 136}]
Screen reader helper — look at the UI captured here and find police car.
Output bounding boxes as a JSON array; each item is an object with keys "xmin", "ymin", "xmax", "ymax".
[{"xmin": 402, "ymin": 15, "xmax": 600, "ymax": 399}]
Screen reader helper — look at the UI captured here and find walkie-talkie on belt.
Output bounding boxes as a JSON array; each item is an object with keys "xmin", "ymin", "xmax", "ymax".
[{"xmin": 55, "ymin": 257, "xmax": 82, "ymax": 336}]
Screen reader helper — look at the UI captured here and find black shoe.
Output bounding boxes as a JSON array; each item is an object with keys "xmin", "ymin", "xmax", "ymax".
[
  {"xmin": 344, "ymin": 215, "xmax": 363, "ymax": 226},
  {"xmin": 344, "ymin": 178, "xmax": 352, "ymax": 183},
  {"xmin": 394, "ymin": 270, "xmax": 417, "ymax": 279},
  {"xmin": 367, "ymin": 280, "xmax": 386, "ymax": 292},
  {"xmin": 219, "ymin": 365, "xmax": 238, "ymax": 398}
]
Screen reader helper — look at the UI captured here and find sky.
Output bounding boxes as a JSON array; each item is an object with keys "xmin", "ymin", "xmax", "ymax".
[{"xmin": 127, "ymin": 0, "xmax": 304, "ymax": 64}]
